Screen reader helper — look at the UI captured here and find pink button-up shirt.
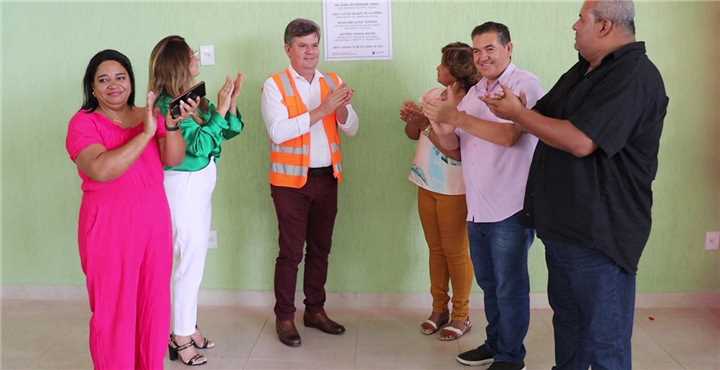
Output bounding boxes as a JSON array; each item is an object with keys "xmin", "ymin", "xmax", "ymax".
[{"xmin": 456, "ymin": 63, "xmax": 545, "ymax": 222}]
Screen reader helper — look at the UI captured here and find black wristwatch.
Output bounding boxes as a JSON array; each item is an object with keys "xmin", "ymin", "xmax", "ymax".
[{"xmin": 165, "ymin": 122, "xmax": 180, "ymax": 131}]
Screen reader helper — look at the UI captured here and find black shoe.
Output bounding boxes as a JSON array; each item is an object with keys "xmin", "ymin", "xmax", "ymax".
[
  {"xmin": 456, "ymin": 344, "xmax": 495, "ymax": 366},
  {"xmin": 487, "ymin": 361, "xmax": 526, "ymax": 370}
]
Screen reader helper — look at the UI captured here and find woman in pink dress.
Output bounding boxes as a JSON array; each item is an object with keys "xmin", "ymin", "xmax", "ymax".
[{"xmin": 66, "ymin": 49, "xmax": 189, "ymax": 370}]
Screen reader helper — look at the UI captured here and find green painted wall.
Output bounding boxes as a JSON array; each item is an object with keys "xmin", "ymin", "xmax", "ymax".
[{"xmin": 2, "ymin": 1, "xmax": 719, "ymax": 294}]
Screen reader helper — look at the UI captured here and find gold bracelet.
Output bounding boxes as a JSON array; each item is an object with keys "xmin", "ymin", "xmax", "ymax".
[{"xmin": 422, "ymin": 126, "xmax": 432, "ymax": 137}]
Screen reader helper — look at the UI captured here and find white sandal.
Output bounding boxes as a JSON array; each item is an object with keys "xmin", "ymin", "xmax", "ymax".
[
  {"xmin": 420, "ymin": 314, "xmax": 449, "ymax": 335},
  {"xmin": 439, "ymin": 318, "xmax": 472, "ymax": 341}
]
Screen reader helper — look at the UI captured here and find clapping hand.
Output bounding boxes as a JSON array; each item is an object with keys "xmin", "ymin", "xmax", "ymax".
[
  {"xmin": 481, "ymin": 84, "xmax": 527, "ymax": 120},
  {"xmin": 333, "ymin": 82, "xmax": 354, "ymax": 108},
  {"xmin": 319, "ymin": 82, "xmax": 353, "ymax": 116},
  {"xmin": 216, "ymin": 77, "xmax": 235, "ymax": 117},
  {"xmin": 424, "ymin": 83, "xmax": 468, "ymax": 136},
  {"xmin": 229, "ymin": 72, "xmax": 245, "ymax": 114},
  {"xmin": 423, "ymin": 82, "xmax": 466, "ymax": 125},
  {"xmin": 144, "ymin": 92, "xmax": 159, "ymax": 136},
  {"xmin": 400, "ymin": 101, "xmax": 428, "ymax": 128}
]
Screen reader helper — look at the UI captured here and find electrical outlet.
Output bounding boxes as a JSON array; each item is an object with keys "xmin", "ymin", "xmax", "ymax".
[
  {"xmin": 705, "ymin": 231, "xmax": 720, "ymax": 251},
  {"xmin": 208, "ymin": 229, "xmax": 218, "ymax": 249}
]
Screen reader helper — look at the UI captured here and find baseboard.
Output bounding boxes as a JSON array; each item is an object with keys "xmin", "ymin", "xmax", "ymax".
[{"xmin": 3, "ymin": 285, "xmax": 719, "ymax": 309}]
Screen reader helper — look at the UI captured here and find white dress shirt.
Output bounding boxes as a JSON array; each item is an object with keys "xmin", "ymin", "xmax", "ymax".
[{"xmin": 261, "ymin": 66, "xmax": 359, "ymax": 168}]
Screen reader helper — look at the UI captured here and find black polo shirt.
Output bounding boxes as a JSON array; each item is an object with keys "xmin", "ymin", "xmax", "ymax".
[{"xmin": 526, "ymin": 42, "xmax": 669, "ymax": 273}]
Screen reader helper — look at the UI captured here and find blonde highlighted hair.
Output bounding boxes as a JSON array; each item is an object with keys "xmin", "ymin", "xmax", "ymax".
[{"xmin": 148, "ymin": 35, "xmax": 194, "ymax": 98}]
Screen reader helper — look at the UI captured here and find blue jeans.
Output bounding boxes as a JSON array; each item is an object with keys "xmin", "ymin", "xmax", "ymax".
[
  {"xmin": 544, "ymin": 239, "xmax": 636, "ymax": 370},
  {"xmin": 467, "ymin": 212, "xmax": 533, "ymax": 363}
]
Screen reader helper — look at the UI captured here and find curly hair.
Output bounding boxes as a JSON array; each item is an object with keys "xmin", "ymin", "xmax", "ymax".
[{"xmin": 441, "ymin": 42, "xmax": 478, "ymax": 92}]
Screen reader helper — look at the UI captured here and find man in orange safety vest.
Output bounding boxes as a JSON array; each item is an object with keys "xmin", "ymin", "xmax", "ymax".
[{"xmin": 260, "ymin": 18, "xmax": 359, "ymax": 348}]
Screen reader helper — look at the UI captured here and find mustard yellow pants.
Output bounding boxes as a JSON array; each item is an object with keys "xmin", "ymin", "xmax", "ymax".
[{"xmin": 417, "ymin": 187, "xmax": 473, "ymax": 321}]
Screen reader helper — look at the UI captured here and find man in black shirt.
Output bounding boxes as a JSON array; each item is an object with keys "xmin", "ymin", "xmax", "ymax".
[{"xmin": 483, "ymin": 1, "xmax": 668, "ymax": 369}]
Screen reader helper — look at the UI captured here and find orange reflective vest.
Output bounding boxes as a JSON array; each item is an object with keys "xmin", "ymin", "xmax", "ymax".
[{"xmin": 269, "ymin": 68, "xmax": 344, "ymax": 188}]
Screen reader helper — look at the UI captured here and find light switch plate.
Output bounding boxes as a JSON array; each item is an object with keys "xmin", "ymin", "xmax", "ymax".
[
  {"xmin": 200, "ymin": 45, "xmax": 215, "ymax": 66},
  {"xmin": 208, "ymin": 229, "xmax": 218, "ymax": 249},
  {"xmin": 705, "ymin": 231, "xmax": 720, "ymax": 250}
]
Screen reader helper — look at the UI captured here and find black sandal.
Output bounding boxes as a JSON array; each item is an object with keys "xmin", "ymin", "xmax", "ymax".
[{"xmin": 169, "ymin": 335, "xmax": 207, "ymax": 366}]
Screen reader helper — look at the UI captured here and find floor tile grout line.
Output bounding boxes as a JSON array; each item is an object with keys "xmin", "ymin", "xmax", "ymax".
[
  {"xmin": 635, "ymin": 322, "xmax": 689, "ymax": 370},
  {"xmin": 352, "ymin": 320, "xmax": 359, "ymax": 370},
  {"xmin": 242, "ymin": 315, "xmax": 269, "ymax": 370}
]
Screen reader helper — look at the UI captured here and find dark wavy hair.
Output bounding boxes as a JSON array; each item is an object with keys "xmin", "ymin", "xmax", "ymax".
[
  {"xmin": 81, "ymin": 49, "xmax": 135, "ymax": 111},
  {"xmin": 471, "ymin": 22, "xmax": 511, "ymax": 46},
  {"xmin": 441, "ymin": 42, "xmax": 478, "ymax": 92}
]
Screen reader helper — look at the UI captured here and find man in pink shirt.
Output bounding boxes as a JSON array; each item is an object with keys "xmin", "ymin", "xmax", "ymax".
[{"xmin": 425, "ymin": 22, "xmax": 544, "ymax": 370}]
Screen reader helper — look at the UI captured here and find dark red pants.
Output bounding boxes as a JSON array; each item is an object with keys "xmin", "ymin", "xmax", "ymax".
[{"xmin": 270, "ymin": 168, "xmax": 338, "ymax": 321}]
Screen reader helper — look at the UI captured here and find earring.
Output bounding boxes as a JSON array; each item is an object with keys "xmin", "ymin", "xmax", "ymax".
[{"xmin": 92, "ymin": 91, "xmax": 96, "ymax": 96}]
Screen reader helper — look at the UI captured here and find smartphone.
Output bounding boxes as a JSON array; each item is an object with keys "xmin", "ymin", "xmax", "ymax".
[{"xmin": 170, "ymin": 81, "xmax": 206, "ymax": 118}]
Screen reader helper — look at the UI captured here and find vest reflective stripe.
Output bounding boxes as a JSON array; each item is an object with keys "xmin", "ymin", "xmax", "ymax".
[
  {"xmin": 278, "ymin": 72, "xmax": 295, "ymax": 97},
  {"xmin": 271, "ymin": 143, "xmax": 309, "ymax": 155},
  {"xmin": 268, "ymin": 69, "xmax": 344, "ymax": 188},
  {"xmin": 271, "ymin": 163, "xmax": 306, "ymax": 176},
  {"xmin": 319, "ymin": 71, "xmax": 337, "ymax": 91}
]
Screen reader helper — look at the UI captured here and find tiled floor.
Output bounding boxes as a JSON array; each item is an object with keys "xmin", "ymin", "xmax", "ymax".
[{"xmin": 2, "ymin": 299, "xmax": 719, "ymax": 370}]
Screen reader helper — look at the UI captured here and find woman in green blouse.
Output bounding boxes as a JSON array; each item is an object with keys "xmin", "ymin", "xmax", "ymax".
[{"xmin": 149, "ymin": 35, "xmax": 245, "ymax": 366}]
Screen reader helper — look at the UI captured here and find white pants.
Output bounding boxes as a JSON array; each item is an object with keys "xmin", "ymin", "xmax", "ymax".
[{"xmin": 164, "ymin": 161, "xmax": 217, "ymax": 336}]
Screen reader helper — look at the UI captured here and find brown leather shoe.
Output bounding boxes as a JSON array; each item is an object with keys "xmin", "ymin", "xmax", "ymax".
[
  {"xmin": 303, "ymin": 311, "xmax": 346, "ymax": 335},
  {"xmin": 276, "ymin": 319, "xmax": 301, "ymax": 347}
]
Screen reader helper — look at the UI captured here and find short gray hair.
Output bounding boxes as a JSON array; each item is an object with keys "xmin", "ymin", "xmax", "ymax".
[{"xmin": 592, "ymin": 0, "xmax": 636, "ymax": 34}]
